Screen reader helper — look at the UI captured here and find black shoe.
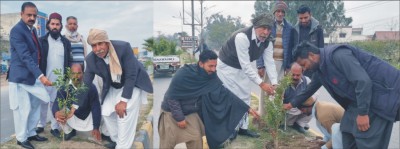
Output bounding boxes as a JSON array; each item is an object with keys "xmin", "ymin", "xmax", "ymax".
[
  {"xmin": 104, "ymin": 141, "xmax": 116, "ymax": 149},
  {"xmin": 35, "ymin": 127, "xmax": 44, "ymax": 134},
  {"xmin": 101, "ymin": 134, "xmax": 113, "ymax": 143},
  {"xmin": 238, "ymin": 128, "xmax": 260, "ymax": 138},
  {"xmin": 65, "ymin": 129, "xmax": 76, "ymax": 140},
  {"xmin": 291, "ymin": 123, "xmax": 306, "ymax": 133},
  {"xmin": 50, "ymin": 129, "xmax": 61, "ymax": 139},
  {"xmin": 17, "ymin": 140, "xmax": 34, "ymax": 149},
  {"xmin": 27, "ymin": 135, "xmax": 48, "ymax": 142}
]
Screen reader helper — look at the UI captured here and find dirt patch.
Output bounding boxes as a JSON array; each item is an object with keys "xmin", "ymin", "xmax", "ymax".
[{"xmin": 265, "ymin": 134, "xmax": 321, "ymax": 149}]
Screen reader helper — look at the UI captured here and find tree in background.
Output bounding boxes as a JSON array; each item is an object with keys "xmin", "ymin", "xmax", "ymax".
[
  {"xmin": 142, "ymin": 35, "xmax": 180, "ymax": 56},
  {"xmin": 204, "ymin": 13, "xmax": 246, "ymax": 50},
  {"xmin": 252, "ymin": 0, "xmax": 352, "ymax": 37}
]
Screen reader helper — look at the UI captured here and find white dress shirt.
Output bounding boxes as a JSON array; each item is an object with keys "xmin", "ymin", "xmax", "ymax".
[{"xmin": 234, "ymin": 27, "xmax": 278, "ymax": 85}]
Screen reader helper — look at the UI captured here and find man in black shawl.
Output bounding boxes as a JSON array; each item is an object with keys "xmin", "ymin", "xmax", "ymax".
[{"xmin": 159, "ymin": 50, "xmax": 259, "ymax": 149}]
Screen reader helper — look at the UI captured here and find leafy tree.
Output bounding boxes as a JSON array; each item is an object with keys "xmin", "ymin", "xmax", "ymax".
[
  {"xmin": 252, "ymin": 0, "xmax": 352, "ymax": 36},
  {"xmin": 204, "ymin": 13, "xmax": 246, "ymax": 50},
  {"xmin": 142, "ymin": 36, "xmax": 178, "ymax": 56},
  {"xmin": 142, "ymin": 37, "xmax": 154, "ymax": 52}
]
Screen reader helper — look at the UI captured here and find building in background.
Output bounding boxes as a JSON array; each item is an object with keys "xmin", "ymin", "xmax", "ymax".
[
  {"xmin": 0, "ymin": 11, "xmax": 48, "ymax": 73},
  {"xmin": 372, "ymin": 31, "xmax": 400, "ymax": 41},
  {"xmin": 325, "ymin": 26, "xmax": 370, "ymax": 44}
]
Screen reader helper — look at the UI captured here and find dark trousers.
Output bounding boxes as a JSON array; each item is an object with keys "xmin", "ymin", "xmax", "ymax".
[{"xmin": 341, "ymin": 106, "xmax": 394, "ymax": 149}]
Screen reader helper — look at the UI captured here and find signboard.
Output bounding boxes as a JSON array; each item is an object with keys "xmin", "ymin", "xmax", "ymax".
[
  {"xmin": 132, "ymin": 47, "xmax": 139, "ymax": 55},
  {"xmin": 180, "ymin": 36, "xmax": 198, "ymax": 48}
]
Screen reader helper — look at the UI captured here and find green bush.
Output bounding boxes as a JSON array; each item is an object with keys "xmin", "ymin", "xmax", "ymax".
[{"xmin": 349, "ymin": 40, "xmax": 400, "ymax": 68}]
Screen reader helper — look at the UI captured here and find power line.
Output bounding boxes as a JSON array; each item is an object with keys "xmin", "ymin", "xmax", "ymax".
[
  {"xmin": 345, "ymin": 1, "xmax": 390, "ymax": 12},
  {"xmin": 352, "ymin": 15, "xmax": 399, "ymax": 27}
]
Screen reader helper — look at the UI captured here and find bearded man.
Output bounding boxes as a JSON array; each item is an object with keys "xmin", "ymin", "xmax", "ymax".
[{"xmin": 37, "ymin": 12, "xmax": 72, "ymax": 138}]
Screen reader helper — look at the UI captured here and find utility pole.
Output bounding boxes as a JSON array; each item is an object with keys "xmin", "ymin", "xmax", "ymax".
[
  {"xmin": 191, "ymin": 0, "xmax": 196, "ymax": 56},
  {"xmin": 199, "ymin": 0, "xmax": 204, "ymax": 53}
]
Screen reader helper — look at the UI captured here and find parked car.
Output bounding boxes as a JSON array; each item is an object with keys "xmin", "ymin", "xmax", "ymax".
[{"xmin": 153, "ymin": 55, "xmax": 180, "ymax": 74}]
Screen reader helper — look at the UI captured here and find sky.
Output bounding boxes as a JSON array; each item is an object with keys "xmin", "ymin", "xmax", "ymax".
[
  {"xmin": 0, "ymin": 1, "xmax": 154, "ymax": 51},
  {"xmin": 1, "ymin": 1, "xmax": 399, "ymax": 50},
  {"xmin": 153, "ymin": 1, "xmax": 400, "ymax": 36}
]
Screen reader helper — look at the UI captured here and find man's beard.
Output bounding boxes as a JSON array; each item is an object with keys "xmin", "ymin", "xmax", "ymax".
[
  {"xmin": 50, "ymin": 29, "xmax": 61, "ymax": 40},
  {"xmin": 307, "ymin": 60, "xmax": 319, "ymax": 73}
]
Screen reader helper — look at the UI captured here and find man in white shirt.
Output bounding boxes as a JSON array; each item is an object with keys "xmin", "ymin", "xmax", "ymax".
[
  {"xmin": 217, "ymin": 13, "xmax": 277, "ymax": 138},
  {"xmin": 37, "ymin": 12, "xmax": 72, "ymax": 138}
]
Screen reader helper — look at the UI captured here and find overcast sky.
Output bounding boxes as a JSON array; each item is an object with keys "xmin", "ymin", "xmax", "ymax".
[
  {"xmin": 1, "ymin": 1, "xmax": 154, "ymax": 51},
  {"xmin": 154, "ymin": 1, "xmax": 399, "ymax": 36},
  {"xmin": 1, "ymin": 1, "xmax": 399, "ymax": 51}
]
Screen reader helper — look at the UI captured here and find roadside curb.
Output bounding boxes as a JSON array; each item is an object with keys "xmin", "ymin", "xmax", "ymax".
[
  {"xmin": 134, "ymin": 110, "xmax": 153, "ymax": 149},
  {"xmin": 250, "ymin": 92, "xmax": 322, "ymax": 137}
]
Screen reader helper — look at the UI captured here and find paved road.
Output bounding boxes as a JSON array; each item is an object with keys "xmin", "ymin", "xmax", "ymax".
[
  {"xmin": 0, "ymin": 86, "xmax": 53, "ymax": 144},
  {"xmin": 152, "ymin": 74, "xmax": 173, "ymax": 149},
  {"xmin": 1, "ymin": 87, "xmax": 13, "ymax": 143}
]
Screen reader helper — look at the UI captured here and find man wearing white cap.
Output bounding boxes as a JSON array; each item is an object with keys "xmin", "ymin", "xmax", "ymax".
[{"xmin": 83, "ymin": 28, "xmax": 153, "ymax": 149}]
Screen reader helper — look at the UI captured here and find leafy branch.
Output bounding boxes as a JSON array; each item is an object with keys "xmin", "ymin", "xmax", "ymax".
[
  {"xmin": 262, "ymin": 74, "xmax": 292, "ymax": 149},
  {"xmin": 52, "ymin": 67, "xmax": 87, "ymax": 141}
]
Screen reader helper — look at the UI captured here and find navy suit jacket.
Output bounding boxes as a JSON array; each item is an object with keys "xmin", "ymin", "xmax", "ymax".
[
  {"xmin": 8, "ymin": 20, "xmax": 43, "ymax": 85},
  {"xmin": 52, "ymin": 84, "xmax": 101, "ymax": 129},
  {"xmin": 84, "ymin": 40, "xmax": 153, "ymax": 105}
]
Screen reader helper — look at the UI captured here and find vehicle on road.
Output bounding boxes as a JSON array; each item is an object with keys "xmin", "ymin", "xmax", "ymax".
[{"xmin": 153, "ymin": 55, "xmax": 180, "ymax": 75}]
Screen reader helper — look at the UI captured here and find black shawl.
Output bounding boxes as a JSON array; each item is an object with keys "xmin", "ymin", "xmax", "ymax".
[{"xmin": 164, "ymin": 64, "xmax": 249, "ymax": 149}]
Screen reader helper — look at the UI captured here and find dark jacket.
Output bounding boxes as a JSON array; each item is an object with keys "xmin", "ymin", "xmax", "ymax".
[
  {"xmin": 39, "ymin": 33, "xmax": 72, "ymax": 76},
  {"xmin": 256, "ymin": 18, "xmax": 293, "ymax": 70},
  {"xmin": 289, "ymin": 17, "xmax": 324, "ymax": 60},
  {"xmin": 83, "ymin": 40, "xmax": 153, "ymax": 105},
  {"xmin": 161, "ymin": 97, "xmax": 201, "ymax": 122},
  {"xmin": 8, "ymin": 20, "xmax": 43, "ymax": 85},
  {"xmin": 163, "ymin": 64, "xmax": 249, "ymax": 149},
  {"xmin": 291, "ymin": 44, "xmax": 400, "ymax": 122},
  {"xmin": 52, "ymin": 84, "xmax": 101, "ymax": 129}
]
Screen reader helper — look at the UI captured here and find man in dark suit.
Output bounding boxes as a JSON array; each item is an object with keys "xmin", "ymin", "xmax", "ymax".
[
  {"xmin": 7, "ymin": 2, "xmax": 52, "ymax": 149},
  {"xmin": 83, "ymin": 28, "xmax": 153, "ymax": 149}
]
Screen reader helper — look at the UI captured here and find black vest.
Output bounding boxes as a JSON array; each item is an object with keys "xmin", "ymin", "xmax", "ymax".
[{"xmin": 219, "ymin": 26, "xmax": 270, "ymax": 69}]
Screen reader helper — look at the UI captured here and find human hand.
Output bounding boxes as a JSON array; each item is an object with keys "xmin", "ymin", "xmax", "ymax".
[
  {"xmin": 55, "ymin": 111, "xmax": 67, "ymax": 124},
  {"xmin": 40, "ymin": 76, "xmax": 52, "ymax": 86},
  {"xmin": 92, "ymin": 129, "xmax": 102, "ymax": 141},
  {"xmin": 283, "ymin": 103, "xmax": 293, "ymax": 110},
  {"xmin": 66, "ymin": 107, "xmax": 76, "ymax": 120},
  {"xmin": 115, "ymin": 101, "xmax": 127, "ymax": 118},
  {"xmin": 258, "ymin": 68, "xmax": 265, "ymax": 78},
  {"xmin": 260, "ymin": 82, "xmax": 274, "ymax": 95},
  {"xmin": 248, "ymin": 108, "xmax": 260, "ymax": 121},
  {"xmin": 356, "ymin": 115, "xmax": 370, "ymax": 131},
  {"xmin": 177, "ymin": 120, "xmax": 187, "ymax": 129}
]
